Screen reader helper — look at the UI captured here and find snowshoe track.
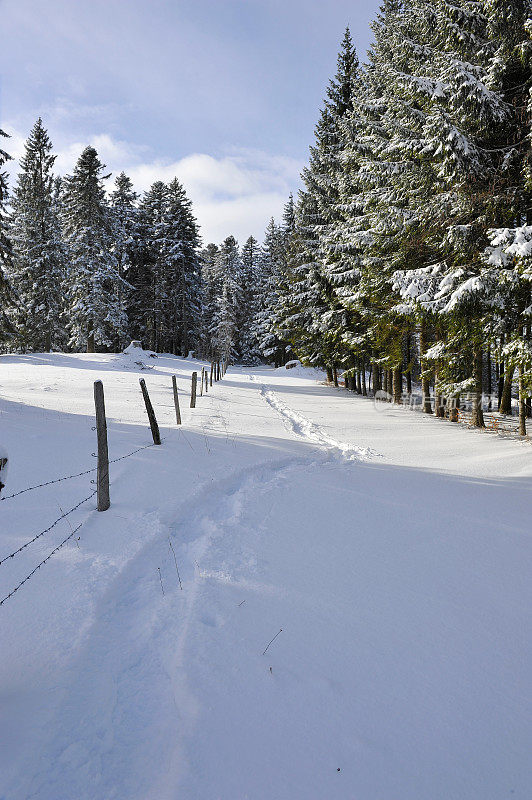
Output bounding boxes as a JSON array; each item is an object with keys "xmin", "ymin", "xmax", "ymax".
[{"xmin": 256, "ymin": 382, "xmax": 372, "ymax": 461}]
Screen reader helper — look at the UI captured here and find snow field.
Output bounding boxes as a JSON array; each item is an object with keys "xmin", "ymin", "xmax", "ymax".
[{"xmin": 0, "ymin": 352, "xmax": 531, "ymax": 799}]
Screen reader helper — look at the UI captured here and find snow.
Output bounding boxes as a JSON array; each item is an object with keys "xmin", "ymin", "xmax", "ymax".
[{"xmin": 1, "ymin": 353, "xmax": 531, "ymax": 799}]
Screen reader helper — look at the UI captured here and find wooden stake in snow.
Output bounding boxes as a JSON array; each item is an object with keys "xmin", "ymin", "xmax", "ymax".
[
  {"xmin": 190, "ymin": 371, "xmax": 197, "ymax": 408},
  {"xmin": 140, "ymin": 378, "xmax": 161, "ymax": 445},
  {"xmin": 172, "ymin": 375, "xmax": 181, "ymax": 425},
  {"xmin": 93, "ymin": 380, "xmax": 110, "ymax": 511}
]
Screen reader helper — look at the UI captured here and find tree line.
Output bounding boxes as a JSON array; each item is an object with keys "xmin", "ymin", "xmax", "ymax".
[
  {"xmin": 2, "ymin": 0, "xmax": 532, "ymax": 434},
  {"xmin": 0, "ymin": 119, "xmax": 294, "ymax": 365},
  {"xmin": 268, "ymin": 1, "xmax": 532, "ymax": 434}
]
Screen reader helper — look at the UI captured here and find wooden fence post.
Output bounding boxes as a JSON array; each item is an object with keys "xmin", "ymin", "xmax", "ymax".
[
  {"xmin": 139, "ymin": 378, "xmax": 161, "ymax": 444},
  {"xmin": 94, "ymin": 380, "xmax": 110, "ymax": 511},
  {"xmin": 172, "ymin": 375, "xmax": 181, "ymax": 425},
  {"xmin": 190, "ymin": 371, "xmax": 197, "ymax": 408}
]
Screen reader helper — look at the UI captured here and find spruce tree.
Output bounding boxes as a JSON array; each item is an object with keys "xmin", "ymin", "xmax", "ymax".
[
  {"xmin": 62, "ymin": 146, "xmax": 127, "ymax": 352},
  {"xmin": 109, "ymin": 172, "xmax": 138, "ymax": 349},
  {"xmin": 200, "ymin": 242, "xmax": 220, "ymax": 358},
  {"xmin": 239, "ymin": 235, "xmax": 261, "ymax": 363},
  {"xmin": 210, "ymin": 236, "xmax": 242, "ymax": 361},
  {"xmin": 163, "ymin": 178, "xmax": 202, "ymax": 356},
  {"xmin": 9, "ymin": 119, "xmax": 66, "ymax": 351},
  {"xmin": 0, "ymin": 129, "xmax": 15, "ymax": 347}
]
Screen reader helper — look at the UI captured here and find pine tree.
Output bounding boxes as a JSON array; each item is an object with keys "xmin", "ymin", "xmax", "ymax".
[
  {"xmin": 239, "ymin": 235, "xmax": 261, "ymax": 363},
  {"xmin": 210, "ymin": 236, "xmax": 242, "ymax": 361},
  {"xmin": 288, "ymin": 28, "xmax": 360, "ymax": 373},
  {"xmin": 200, "ymin": 242, "xmax": 220, "ymax": 358},
  {"xmin": 0, "ymin": 129, "xmax": 15, "ymax": 347},
  {"xmin": 109, "ymin": 172, "xmax": 138, "ymax": 349},
  {"xmin": 253, "ymin": 219, "xmax": 289, "ymax": 366},
  {"xmin": 62, "ymin": 146, "xmax": 127, "ymax": 352},
  {"xmin": 163, "ymin": 178, "xmax": 202, "ymax": 356},
  {"xmin": 9, "ymin": 119, "xmax": 66, "ymax": 351}
]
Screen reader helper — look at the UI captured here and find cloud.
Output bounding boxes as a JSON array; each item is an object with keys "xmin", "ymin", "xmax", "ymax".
[{"xmin": 4, "ymin": 126, "xmax": 302, "ymax": 244}]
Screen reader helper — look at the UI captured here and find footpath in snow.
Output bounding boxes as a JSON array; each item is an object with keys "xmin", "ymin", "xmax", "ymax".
[{"xmin": 1, "ymin": 351, "xmax": 531, "ymax": 800}]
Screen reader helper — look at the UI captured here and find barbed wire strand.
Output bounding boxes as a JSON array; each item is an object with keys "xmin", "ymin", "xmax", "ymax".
[
  {"xmin": 0, "ymin": 522, "xmax": 83, "ymax": 607},
  {"xmin": 0, "ymin": 491, "xmax": 96, "ymax": 567},
  {"xmin": 0, "ymin": 441, "xmax": 159, "ymax": 503}
]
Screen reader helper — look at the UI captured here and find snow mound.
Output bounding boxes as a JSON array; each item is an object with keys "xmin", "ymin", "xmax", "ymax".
[
  {"xmin": 122, "ymin": 341, "xmax": 158, "ymax": 370},
  {"xmin": 274, "ymin": 361, "xmax": 326, "ymax": 380},
  {"xmin": 123, "ymin": 341, "xmax": 158, "ymax": 358}
]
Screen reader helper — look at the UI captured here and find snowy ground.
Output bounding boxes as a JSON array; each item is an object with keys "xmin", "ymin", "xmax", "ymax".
[{"xmin": 1, "ymin": 351, "xmax": 531, "ymax": 800}]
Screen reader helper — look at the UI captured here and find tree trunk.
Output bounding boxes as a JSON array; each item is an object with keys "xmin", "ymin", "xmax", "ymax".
[
  {"xmin": 333, "ymin": 365, "xmax": 339, "ymax": 387},
  {"xmin": 419, "ymin": 320, "xmax": 432, "ymax": 413},
  {"xmin": 372, "ymin": 351, "xmax": 381, "ymax": 392},
  {"xmin": 356, "ymin": 364, "xmax": 362, "ymax": 394},
  {"xmin": 434, "ymin": 371, "xmax": 444, "ymax": 418},
  {"xmin": 392, "ymin": 367, "xmax": 402, "ymax": 404},
  {"xmin": 499, "ymin": 365, "xmax": 514, "ymax": 415},
  {"xmin": 362, "ymin": 360, "xmax": 367, "ymax": 396},
  {"xmin": 405, "ymin": 335, "xmax": 412, "ymax": 395},
  {"xmin": 326, "ymin": 366, "xmax": 333, "ymax": 383},
  {"xmin": 487, "ymin": 345, "xmax": 492, "ymax": 410},
  {"xmin": 87, "ymin": 323, "xmax": 95, "ymax": 354},
  {"xmin": 496, "ymin": 357, "xmax": 503, "ymax": 410},
  {"xmin": 471, "ymin": 347, "xmax": 485, "ymax": 428},
  {"xmin": 519, "ymin": 365, "xmax": 527, "ymax": 436},
  {"xmin": 449, "ymin": 395, "xmax": 459, "ymax": 423}
]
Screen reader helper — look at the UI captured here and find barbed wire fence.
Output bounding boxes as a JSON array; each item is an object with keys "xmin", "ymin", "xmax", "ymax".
[{"xmin": 0, "ymin": 361, "xmax": 228, "ymax": 607}]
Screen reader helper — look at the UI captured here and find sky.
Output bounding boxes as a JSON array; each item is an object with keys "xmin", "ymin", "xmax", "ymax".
[{"xmin": 0, "ymin": 0, "xmax": 380, "ymax": 244}]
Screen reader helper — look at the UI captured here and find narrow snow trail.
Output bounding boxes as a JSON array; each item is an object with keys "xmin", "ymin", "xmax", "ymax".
[
  {"xmin": 1, "ymin": 356, "xmax": 532, "ymax": 800},
  {"xmin": 254, "ymin": 377, "xmax": 373, "ymax": 460}
]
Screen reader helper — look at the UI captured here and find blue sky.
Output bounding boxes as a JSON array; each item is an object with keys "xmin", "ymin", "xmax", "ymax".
[{"xmin": 1, "ymin": 0, "xmax": 380, "ymax": 243}]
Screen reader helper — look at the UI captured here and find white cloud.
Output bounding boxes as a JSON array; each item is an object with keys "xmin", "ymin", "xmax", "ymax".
[{"xmin": 4, "ymin": 126, "xmax": 302, "ymax": 244}]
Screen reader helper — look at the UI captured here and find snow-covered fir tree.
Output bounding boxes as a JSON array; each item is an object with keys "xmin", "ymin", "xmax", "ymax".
[
  {"xmin": 253, "ymin": 218, "xmax": 290, "ymax": 367},
  {"xmin": 109, "ymin": 171, "xmax": 138, "ymax": 349},
  {"xmin": 239, "ymin": 235, "xmax": 262, "ymax": 363},
  {"xmin": 62, "ymin": 146, "xmax": 128, "ymax": 352},
  {"xmin": 9, "ymin": 119, "xmax": 66, "ymax": 351},
  {"xmin": 0, "ymin": 128, "xmax": 15, "ymax": 346},
  {"xmin": 162, "ymin": 178, "xmax": 202, "ymax": 356},
  {"xmin": 210, "ymin": 236, "xmax": 242, "ymax": 361},
  {"xmin": 200, "ymin": 242, "xmax": 220, "ymax": 358}
]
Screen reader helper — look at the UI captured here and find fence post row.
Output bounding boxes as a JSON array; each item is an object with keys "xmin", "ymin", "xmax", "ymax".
[
  {"xmin": 93, "ymin": 380, "xmax": 110, "ymax": 511},
  {"xmin": 139, "ymin": 378, "xmax": 161, "ymax": 445},
  {"xmin": 190, "ymin": 371, "xmax": 197, "ymax": 408},
  {"xmin": 172, "ymin": 375, "xmax": 182, "ymax": 425}
]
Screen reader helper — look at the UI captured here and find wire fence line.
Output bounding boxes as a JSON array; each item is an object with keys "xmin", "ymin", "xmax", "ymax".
[
  {"xmin": 0, "ymin": 522, "xmax": 84, "ymax": 606},
  {"xmin": 0, "ymin": 360, "xmax": 224, "ymax": 608},
  {"xmin": 0, "ymin": 441, "xmax": 159, "ymax": 503},
  {"xmin": 0, "ymin": 439, "xmax": 165, "ymax": 607},
  {"xmin": 0, "ymin": 490, "xmax": 97, "ymax": 567}
]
